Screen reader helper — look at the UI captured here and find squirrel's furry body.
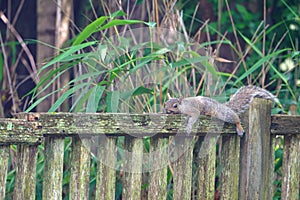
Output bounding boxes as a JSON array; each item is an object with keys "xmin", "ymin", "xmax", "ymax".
[{"xmin": 164, "ymin": 85, "xmax": 276, "ymax": 136}]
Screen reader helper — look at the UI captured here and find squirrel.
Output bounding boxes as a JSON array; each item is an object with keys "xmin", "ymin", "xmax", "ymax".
[{"xmin": 164, "ymin": 85, "xmax": 277, "ymax": 136}]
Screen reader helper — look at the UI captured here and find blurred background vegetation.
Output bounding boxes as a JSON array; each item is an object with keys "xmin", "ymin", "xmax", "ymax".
[{"xmin": 0, "ymin": 0, "xmax": 299, "ymax": 199}]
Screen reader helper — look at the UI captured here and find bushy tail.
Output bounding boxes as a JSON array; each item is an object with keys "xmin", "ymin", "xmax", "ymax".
[{"xmin": 225, "ymin": 85, "xmax": 278, "ymax": 115}]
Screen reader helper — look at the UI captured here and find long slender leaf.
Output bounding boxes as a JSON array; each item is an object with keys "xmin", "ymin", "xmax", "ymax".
[
  {"xmin": 39, "ymin": 41, "xmax": 97, "ymax": 73},
  {"xmin": 235, "ymin": 31, "xmax": 290, "ymax": 85},
  {"xmin": 86, "ymin": 85, "xmax": 105, "ymax": 112},
  {"xmin": 99, "ymin": 19, "xmax": 143, "ymax": 31},
  {"xmin": 132, "ymin": 86, "xmax": 153, "ymax": 96},
  {"xmin": 110, "ymin": 10, "xmax": 126, "ymax": 18},
  {"xmin": 48, "ymin": 82, "xmax": 91, "ymax": 112},
  {"xmin": 25, "ymin": 89, "xmax": 60, "ymax": 112},
  {"xmin": 31, "ymin": 61, "xmax": 79, "ymax": 97},
  {"xmin": 72, "ymin": 16, "xmax": 109, "ymax": 46},
  {"xmin": 269, "ymin": 64, "xmax": 296, "ymax": 100},
  {"xmin": 233, "ymin": 49, "xmax": 288, "ymax": 85},
  {"xmin": 70, "ymin": 85, "xmax": 92, "ymax": 112},
  {"xmin": 106, "ymin": 91, "xmax": 120, "ymax": 113}
]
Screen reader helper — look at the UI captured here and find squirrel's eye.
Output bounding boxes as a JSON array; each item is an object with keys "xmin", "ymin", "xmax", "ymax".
[{"xmin": 173, "ymin": 103, "xmax": 178, "ymax": 108}]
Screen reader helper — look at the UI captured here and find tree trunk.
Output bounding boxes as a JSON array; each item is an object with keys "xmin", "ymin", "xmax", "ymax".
[{"xmin": 36, "ymin": 0, "xmax": 72, "ymax": 112}]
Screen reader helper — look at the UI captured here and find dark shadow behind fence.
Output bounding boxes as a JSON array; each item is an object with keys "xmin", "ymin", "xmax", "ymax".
[{"xmin": 0, "ymin": 99, "xmax": 299, "ymax": 200}]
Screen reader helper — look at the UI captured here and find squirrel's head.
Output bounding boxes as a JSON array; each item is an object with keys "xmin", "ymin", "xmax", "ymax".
[{"xmin": 163, "ymin": 96, "xmax": 183, "ymax": 114}]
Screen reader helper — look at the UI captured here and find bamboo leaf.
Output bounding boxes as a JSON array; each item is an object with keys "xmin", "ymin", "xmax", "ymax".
[
  {"xmin": 72, "ymin": 16, "xmax": 109, "ymax": 45},
  {"xmin": 25, "ymin": 89, "xmax": 59, "ymax": 112},
  {"xmin": 110, "ymin": 10, "xmax": 126, "ymax": 18},
  {"xmin": 99, "ymin": 19, "xmax": 143, "ymax": 31},
  {"xmin": 39, "ymin": 41, "xmax": 97, "ymax": 73},
  {"xmin": 48, "ymin": 82, "xmax": 91, "ymax": 112},
  {"xmin": 86, "ymin": 85, "xmax": 105, "ymax": 112},
  {"xmin": 106, "ymin": 91, "xmax": 120, "ymax": 113},
  {"xmin": 132, "ymin": 86, "xmax": 153, "ymax": 96}
]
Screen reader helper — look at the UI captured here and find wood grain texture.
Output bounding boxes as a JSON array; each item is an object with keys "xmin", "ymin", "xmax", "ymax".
[
  {"xmin": 42, "ymin": 137, "xmax": 64, "ymax": 200},
  {"xmin": 0, "ymin": 145, "xmax": 9, "ymax": 199},
  {"xmin": 69, "ymin": 136, "xmax": 91, "ymax": 200},
  {"xmin": 13, "ymin": 145, "xmax": 38, "ymax": 200},
  {"xmin": 239, "ymin": 98, "xmax": 273, "ymax": 200},
  {"xmin": 281, "ymin": 134, "xmax": 300, "ymax": 200}
]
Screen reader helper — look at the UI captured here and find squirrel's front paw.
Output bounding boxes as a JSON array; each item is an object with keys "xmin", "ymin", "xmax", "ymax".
[{"xmin": 186, "ymin": 125, "xmax": 192, "ymax": 135}]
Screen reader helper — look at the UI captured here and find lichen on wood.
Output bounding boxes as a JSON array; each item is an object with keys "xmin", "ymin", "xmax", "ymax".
[
  {"xmin": 69, "ymin": 136, "xmax": 91, "ymax": 200},
  {"xmin": 0, "ymin": 145, "xmax": 9, "ymax": 200},
  {"xmin": 42, "ymin": 136, "xmax": 65, "ymax": 200}
]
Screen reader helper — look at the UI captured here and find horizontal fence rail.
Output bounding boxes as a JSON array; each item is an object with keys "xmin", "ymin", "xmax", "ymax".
[{"xmin": 0, "ymin": 99, "xmax": 299, "ymax": 199}]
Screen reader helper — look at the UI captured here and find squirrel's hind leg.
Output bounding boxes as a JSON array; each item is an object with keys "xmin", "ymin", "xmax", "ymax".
[{"xmin": 236, "ymin": 122, "xmax": 244, "ymax": 136}]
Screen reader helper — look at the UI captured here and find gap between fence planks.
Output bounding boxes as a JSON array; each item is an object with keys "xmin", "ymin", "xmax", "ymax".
[{"xmin": 0, "ymin": 99, "xmax": 298, "ymax": 199}]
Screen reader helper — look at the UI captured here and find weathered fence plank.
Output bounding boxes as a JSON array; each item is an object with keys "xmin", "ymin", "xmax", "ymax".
[
  {"xmin": 271, "ymin": 115, "xmax": 300, "ymax": 134},
  {"xmin": 239, "ymin": 98, "xmax": 273, "ymax": 199},
  {"xmin": 42, "ymin": 136, "xmax": 65, "ymax": 200},
  {"xmin": 172, "ymin": 136, "xmax": 194, "ymax": 200},
  {"xmin": 20, "ymin": 113, "xmax": 237, "ymax": 136},
  {"xmin": 69, "ymin": 136, "xmax": 91, "ymax": 200},
  {"xmin": 0, "ymin": 145, "xmax": 9, "ymax": 199},
  {"xmin": 197, "ymin": 136, "xmax": 216, "ymax": 200},
  {"xmin": 0, "ymin": 119, "xmax": 42, "ymax": 144},
  {"xmin": 220, "ymin": 136, "xmax": 240, "ymax": 199},
  {"xmin": 13, "ymin": 144, "xmax": 38, "ymax": 200},
  {"xmin": 122, "ymin": 136, "xmax": 144, "ymax": 199},
  {"xmin": 148, "ymin": 136, "xmax": 168, "ymax": 199},
  {"xmin": 281, "ymin": 134, "xmax": 300, "ymax": 200},
  {"xmin": 95, "ymin": 136, "xmax": 117, "ymax": 200}
]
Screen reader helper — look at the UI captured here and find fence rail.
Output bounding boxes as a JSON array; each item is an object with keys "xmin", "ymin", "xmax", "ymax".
[{"xmin": 0, "ymin": 99, "xmax": 299, "ymax": 199}]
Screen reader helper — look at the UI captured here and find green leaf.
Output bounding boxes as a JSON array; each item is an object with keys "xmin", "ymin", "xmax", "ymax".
[
  {"xmin": 132, "ymin": 86, "xmax": 153, "ymax": 96},
  {"xmin": 110, "ymin": 10, "xmax": 126, "ymax": 18},
  {"xmin": 86, "ymin": 85, "xmax": 105, "ymax": 112},
  {"xmin": 235, "ymin": 31, "xmax": 290, "ymax": 85},
  {"xmin": 106, "ymin": 91, "xmax": 120, "ymax": 113},
  {"xmin": 120, "ymin": 89, "xmax": 134, "ymax": 100},
  {"xmin": 73, "ymin": 16, "xmax": 109, "ymax": 45},
  {"xmin": 236, "ymin": 4, "xmax": 251, "ymax": 20},
  {"xmin": 99, "ymin": 19, "xmax": 143, "ymax": 31},
  {"xmin": 280, "ymin": 0, "xmax": 298, "ymax": 18},
  {"xmin": 25, "ymin": 89, "xmax": 59, "ymax": 112},
  {"xmin": 233, "ymin": 49, "xmax": 288, "ymax": 85},
  {"xmin": 27, "ymin": 61, "xmax": 79, "ymax": 101},
  {"xmin": 48, "ymin": 82, "xmax": 91, "ymax": 112},
  {"xmin": 70, "ymin": 86, "xmax": 91, "ymax": 112},
  {"xmin": 269, "ymin": 63, "xmax": 296, "ymax": 100},
  {"xmin": 58, "ymin": 52, "xmax": 91, "ymax": 62},
  {"xmin": 39, "ymin": 41, "xmax": 97, "ymax": 73}
]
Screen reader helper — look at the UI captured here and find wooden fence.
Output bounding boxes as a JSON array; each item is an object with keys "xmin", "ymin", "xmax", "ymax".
[{"xmin": 0, "ymin": 99, "xmax": 299, "ymax": 200}]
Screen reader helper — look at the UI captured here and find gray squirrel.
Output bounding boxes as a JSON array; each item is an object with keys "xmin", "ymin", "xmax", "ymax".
[{"xmin": 164, "ymin": 85, "xmax": 277, "ymax": 136}]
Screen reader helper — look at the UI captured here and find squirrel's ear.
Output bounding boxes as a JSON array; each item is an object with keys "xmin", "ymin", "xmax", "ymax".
[
  {"xmin": 178, "ymin": 96, "xmax": 184, "ymax": 104},
  {"xmin": 167, "ymin": 93, "xmax": 172, "ymax": 100}
]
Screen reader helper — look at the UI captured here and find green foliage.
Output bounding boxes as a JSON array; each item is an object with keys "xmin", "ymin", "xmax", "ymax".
[{"xmin": 27, "ymin": 13, "xmax": 226, "ymax": 114}]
